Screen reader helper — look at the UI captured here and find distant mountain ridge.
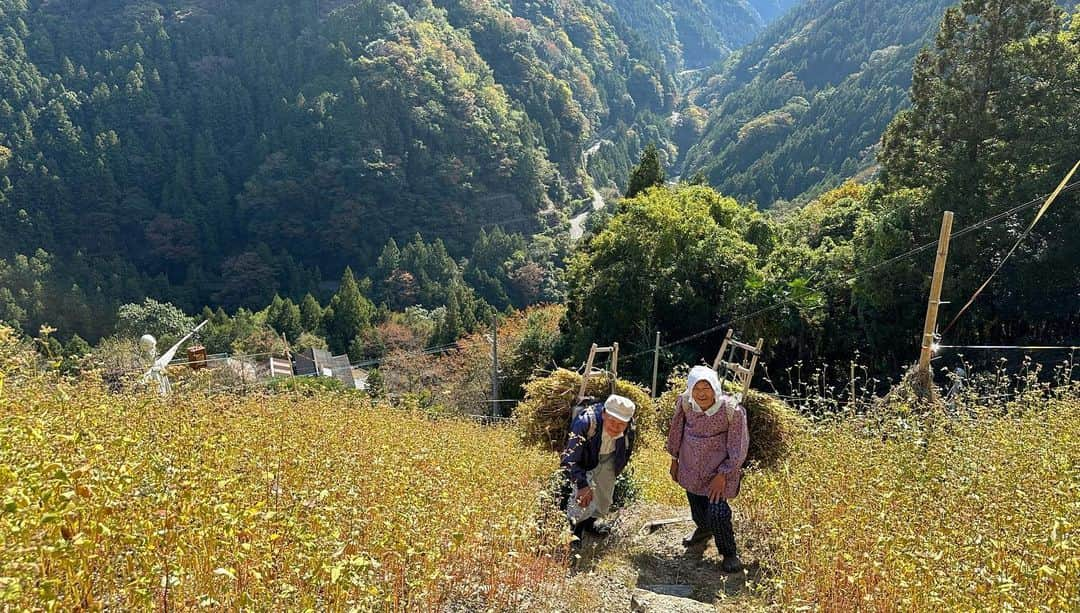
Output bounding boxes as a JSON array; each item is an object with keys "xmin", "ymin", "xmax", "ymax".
[{"xmin": 681, "ymin": 0, "xmax": 957, "ymax": 206}]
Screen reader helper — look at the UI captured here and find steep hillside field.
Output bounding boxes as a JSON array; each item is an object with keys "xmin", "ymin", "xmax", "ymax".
[
  {"xmin": 2, "ymin": 328, "xmax": 1078, "ymax": 610},
  {"xmin": 0, "ymin": 338, "xmax": 564, "ymax": 609}
]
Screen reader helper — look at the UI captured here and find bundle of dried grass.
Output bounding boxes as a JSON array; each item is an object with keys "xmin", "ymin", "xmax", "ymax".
[
  {"xmin": 514, "ymin": 368, "xmax": 655, "ymax": 450},
  {"xmin": 656, "ymin": 375, "xmax": 806, "ymax": 470},
  {"xmin": 876, "ymin": 364, "xmax": 943, "ymax": 412}
]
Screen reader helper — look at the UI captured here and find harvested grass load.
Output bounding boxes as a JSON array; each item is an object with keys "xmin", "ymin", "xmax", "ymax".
[
  {"xmin": 876, "ymin": 364, "xmax": 943, "ymax": 413},
  {"xmin": 657, "ymin": 374, "xmax": 806, "ymax": 470},
  {"xmin": 515, "ymin": 368, "xmax": 655, "ymax": 450}
]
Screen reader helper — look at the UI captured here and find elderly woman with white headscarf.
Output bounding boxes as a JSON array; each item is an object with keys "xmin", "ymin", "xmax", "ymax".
[{"xmin": 666, "ymin": 365, "xmax": 749, "ymax": 573}]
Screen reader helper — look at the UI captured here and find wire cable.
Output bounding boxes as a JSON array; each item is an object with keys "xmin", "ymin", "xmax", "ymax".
[{"xmin": 618, "ymin": 180, "xmax": 1080, "ymax": 362}]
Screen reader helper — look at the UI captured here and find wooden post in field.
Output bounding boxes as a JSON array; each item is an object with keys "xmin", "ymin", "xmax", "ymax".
[
  {"xmin": 650, "ymin": 332, "xmax": 661, "ymax": 398},
  {"xmin": 849, "ymin": 360, "xmax": 856, "ymax": 411},
  {"xmin": 491, "ymin": 315, "xmax": 499, "ymax": 417},
  {"xmin": 918, "ymin": 211, "xmax": 954, "ymax": 375}
]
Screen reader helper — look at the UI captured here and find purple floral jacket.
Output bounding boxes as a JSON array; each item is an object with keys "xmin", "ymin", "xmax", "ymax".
[{"xmin": 666, "ymin": 393, "xmax": 749, "ymax": 499}]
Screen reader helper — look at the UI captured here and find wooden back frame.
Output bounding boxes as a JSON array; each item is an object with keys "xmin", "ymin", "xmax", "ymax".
[
  {"xmin": 575, "ymin": 342, "xmax": 619, "ymax": 405},
  {"xmin": 712, "ymin": 329, "xmax": 764, "ymax": 398}
]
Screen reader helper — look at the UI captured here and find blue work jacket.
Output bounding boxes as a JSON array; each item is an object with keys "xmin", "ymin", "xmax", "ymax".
[{"xmin": 560, "ymin": 403, "xmax": 636, "ymax": 490}]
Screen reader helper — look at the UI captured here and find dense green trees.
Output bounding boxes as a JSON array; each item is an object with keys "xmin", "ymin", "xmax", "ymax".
[
  {"xmin": 7, "ymin": 0, "xmax": 1077, "ymax": 395},
  {"xmin": 323, "ymin": 268, "xmax": 376, "ymax": 357},
  {"xmin": 566, "ymin": 1, "xmax": 1080, "ymax": 383},
  {"xmin": 863, "ymin": 0, "xmax": 1080, "ymax": 352},
  {"xmin": 564, "ymin": 184, "xmax": 762, "ymax": 371},
  {"xmin": 265, "ymin": 295, "xmax": 302, "ymax": 343}
]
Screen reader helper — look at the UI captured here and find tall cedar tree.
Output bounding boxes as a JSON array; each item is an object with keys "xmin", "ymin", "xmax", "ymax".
[
  {"xmin": 324, "ymin": 268, "xmax": 375, "ymax": 355},
  {"xmin": 625, "ymin": 144, "xmax": 666, "ymax": 198}
]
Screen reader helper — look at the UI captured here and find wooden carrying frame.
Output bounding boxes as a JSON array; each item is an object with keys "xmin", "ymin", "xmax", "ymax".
[
  {"xmin": 712, "ymin": 329, "xmax": 763, "ymax": 398},
  {"xmin": 575, "ymin": 342, "xmax": 619, "ymax": 405}
]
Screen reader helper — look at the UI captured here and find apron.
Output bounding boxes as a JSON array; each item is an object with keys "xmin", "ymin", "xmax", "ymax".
[
  {"xmin": 676, "ymin": 405, "xmax": 737, "ymax": 498},
  {"xmin": 566, "ymin": 452, "xmax": 617, "ymax": 524}
]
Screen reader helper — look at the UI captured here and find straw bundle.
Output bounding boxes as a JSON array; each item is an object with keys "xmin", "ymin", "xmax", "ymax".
[
  {"xmin": 657, "ymin": 375, "xmax": 806, "ymax": 470},
  {"xmin": 514, "ymin": 368, "xmax": 655, "ymax": 450}
]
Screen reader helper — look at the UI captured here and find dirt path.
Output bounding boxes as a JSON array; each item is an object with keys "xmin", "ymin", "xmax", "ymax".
[{"xmin": 558, "ymin": 503, "xmax": 769, "ymax": 611}]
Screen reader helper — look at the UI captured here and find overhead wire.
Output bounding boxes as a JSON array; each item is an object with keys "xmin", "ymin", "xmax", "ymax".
[
  {"xmin": 941, "ymin": 160, "xmax": 1080, "ymax": 334},
  {"xmin": 617, "ymin": 180, "xmax": 1080, "ymax": 363}
]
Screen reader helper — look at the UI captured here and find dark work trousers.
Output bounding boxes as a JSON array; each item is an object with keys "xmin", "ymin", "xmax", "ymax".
[{"xmin": 686, "ymin": 491, "xmax": 737, "ymax": 556}]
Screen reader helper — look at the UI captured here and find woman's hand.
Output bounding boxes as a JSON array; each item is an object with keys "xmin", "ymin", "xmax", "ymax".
[
  {"xmin": 576, "ymin": 486, "xmax": 594, "ymax": 508},
  {"xmin": 707, "ymin": 473, "xmax": 727, "ymax": 503},
  {"xmin": 669, "ymin": 458, "xmax": 679, "ymax": 482}
]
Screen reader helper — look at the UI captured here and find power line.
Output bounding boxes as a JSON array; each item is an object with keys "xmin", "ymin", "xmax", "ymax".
[
  {"xmin": 942, "ymin": 161, "xmax": 1080, "ymax": 334},
  {"xmin": 935, "ymin": 345, "xmax": 1079, "ymax": 351},
  {"xmin": 351, "ymin": 334, "xmax": 495, "ymax": 369},
  {"xmin": 618, "ymin": 181, "xmax": 1080, "ymax": 362}
]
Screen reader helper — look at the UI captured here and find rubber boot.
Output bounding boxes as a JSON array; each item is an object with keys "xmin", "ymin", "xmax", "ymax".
[{"xmin": 588, "ymin": 518, "xmax": 612, "ymax": 537}]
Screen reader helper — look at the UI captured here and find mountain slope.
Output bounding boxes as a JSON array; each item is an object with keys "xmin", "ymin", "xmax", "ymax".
[
  {"xmin": 0, "ymin": 0, "xmax": 790, "ymax": 319},
  {"xmin": 681, "ymin": 0, "xmax": 954, "ymax": 206}
]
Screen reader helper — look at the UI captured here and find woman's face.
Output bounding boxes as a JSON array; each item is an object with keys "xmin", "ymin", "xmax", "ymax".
[
  {"xmin": 692, "ymin": 380, "xmax": 716, "ymax": 408},
  {"xmin": 603, "ymin": 414, "xmax": 628, "ymax": 437}
]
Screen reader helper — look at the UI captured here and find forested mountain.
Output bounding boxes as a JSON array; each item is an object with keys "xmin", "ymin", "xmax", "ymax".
[
  {"xmin": 607, "ymin": 0, "xmax": 802, "ymax": 69},
  {"xmin": 680, "ymin": 0, "xmax": 958, "ymax": 206},
  {"xmin": 0, "ymin": 0, "xmax": 793, "ymax": 338},
  {"xmin": 571, "ymin": 0, "xmax": 1079, "ymax": 382}
]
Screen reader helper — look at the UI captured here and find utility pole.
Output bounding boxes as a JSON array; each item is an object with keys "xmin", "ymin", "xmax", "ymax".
[
  {"xmin": 918, "ymin": 211, "xmax": 954, "ymax": 375},
  {"xmin": 491, "ymin": 314, "xmax": 499, "ymax": 417},
  {"xmin": 650, "ymin": 332, "xmax": 661, "ymax": 398}
]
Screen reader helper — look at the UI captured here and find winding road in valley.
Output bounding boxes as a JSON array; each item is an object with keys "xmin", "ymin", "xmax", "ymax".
[{"xmin": 570, "ymin": 139, "xmax": 612, "ymax": 241}]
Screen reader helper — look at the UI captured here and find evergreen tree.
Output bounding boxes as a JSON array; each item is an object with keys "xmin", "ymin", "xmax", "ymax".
[
  {"xmin": 366, "ymin": 367, "xmax": 385, "ymax": 398},
  {"xmin": 625, "ymin": 143, "xmax": 665, "ymax": 198},
  {"xmin": 864, "ymin": 0, "xmax": 1079, "ymax": 346},
  {"xmin": 432, "ymin": 291, "xmax": 464, "ymax": 347},
  {"xmin": 879, "ymin": 0, "xmax": 1065, "ymax": 201},
  {"xmin": 266, "ymin": 294, "xmax": 302, "ymax": 342},
  {"xmin": 324, "ymin": 267, "xmax": 375, "ymax": 355},
  {"xmin": 299, "ymin": 293, "xmax": 323, "ymax": 333}
]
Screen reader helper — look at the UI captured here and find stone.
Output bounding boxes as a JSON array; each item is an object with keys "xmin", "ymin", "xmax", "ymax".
[
  {"xmin": 630, "ymin": 587, "xmax": 713, "ymax": 612},
  {"xmin": 641, "ymin": 584, "xmax": 694, "ymax": 598}
]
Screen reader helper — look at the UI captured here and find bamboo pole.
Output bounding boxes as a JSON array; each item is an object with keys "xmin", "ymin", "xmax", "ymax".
[{"xmin": 918, "ymin": 211, "xmax": 954, "ymax": 373}]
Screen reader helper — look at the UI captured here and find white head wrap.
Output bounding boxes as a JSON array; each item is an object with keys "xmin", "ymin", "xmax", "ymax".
[{"xmin": 683, "ymin": 365, "xmax": 735, "ymax": 418}]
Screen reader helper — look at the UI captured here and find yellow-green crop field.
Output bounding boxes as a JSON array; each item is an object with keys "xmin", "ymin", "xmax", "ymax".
[
  {"xmin": 0, "ymin": 368, "xmax": 565, "ymax": 610},
  {"xmin": 636, "ymin": 394, "xmax": 1080, "ymax": 611},
  {"xmin": 3, "ymin": 325, "xmax": 1079, "ymax": 611}
]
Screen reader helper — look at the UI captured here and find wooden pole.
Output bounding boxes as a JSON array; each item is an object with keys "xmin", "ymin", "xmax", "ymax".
[
  {"xmin": 650, "ymin": 332, "xmax": 661, "ymax": 398},
  {"xmin": 849, "ymin": 361, "xmax": 856, "ymax": 411},
  {"xmin": 491, "ymin": 315, "xmax": 499, "ymax": 417},
  {"xmin": 918, "ymin": 211, "xmax": 954, "ymax": 373}
]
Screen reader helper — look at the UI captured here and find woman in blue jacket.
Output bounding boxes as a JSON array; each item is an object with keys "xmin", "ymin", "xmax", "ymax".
[{"xmin": 560, "ymin": 394, "xmax": 637, "ymax": 543}]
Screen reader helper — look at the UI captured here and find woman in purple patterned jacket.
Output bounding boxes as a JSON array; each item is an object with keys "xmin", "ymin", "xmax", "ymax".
[{"xmin": 666, "ymin": 365, "xmax": 749, "ymax": 573}]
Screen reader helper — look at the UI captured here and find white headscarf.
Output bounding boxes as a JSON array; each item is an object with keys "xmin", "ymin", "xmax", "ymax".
[{"xmin": 684, "ymin": 365, "xmax": 734, "ymax": 417}]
